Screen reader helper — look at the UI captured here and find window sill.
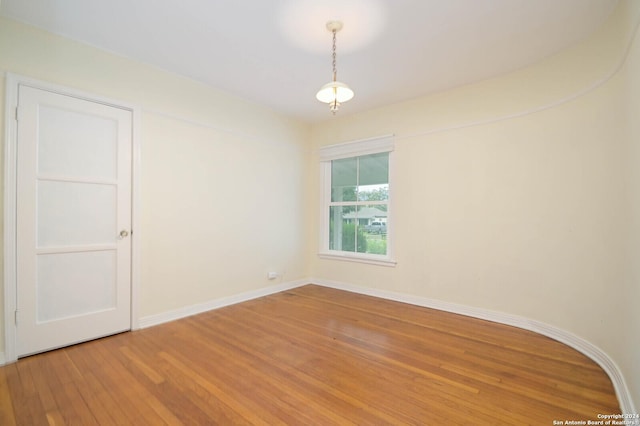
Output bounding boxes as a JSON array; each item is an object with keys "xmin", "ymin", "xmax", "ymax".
[{"xmin": 318, "ymin": 252, "xmax": 397, "ymax": 267}]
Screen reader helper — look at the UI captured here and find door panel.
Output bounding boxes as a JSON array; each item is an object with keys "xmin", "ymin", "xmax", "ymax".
[
  {"xmin": 37, "ymin": 104, "xmax": 118, "ymax": 180},
  {"xmin": 16, "ymin": 85, "xmax": 132, "ymax": 357},
  {"xmin": 37, "ymin": 250, "xmax": 117, "ymax": 322},
  {"xmin": 37, "ymin": 180, "xmax": 117, "ymax": 247}
]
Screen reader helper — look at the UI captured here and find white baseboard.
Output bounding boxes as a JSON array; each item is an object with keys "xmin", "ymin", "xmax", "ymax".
[
  {"xmin": 310, "ymin": 278, "xmax": 637, "ymax": 416},
  {"xmin": 0, "ymin": 351, "xmax": 5, "ymax": 366},
  {"xmin": 138, "ymin": 279, "xmax": 308, "ymax": 329}
]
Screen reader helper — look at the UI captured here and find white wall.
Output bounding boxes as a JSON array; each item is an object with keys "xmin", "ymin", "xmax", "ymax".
[
  {"xmin": 0, "ymin": 17, "xmax": 310, "ymax": 352},
  {"xmin": 309, "ymin": 0, "xmax": 640, "ymax": 410},
  {"xmin": 139, "ymin": 112, "xmax": 308, "ymax": 315}
]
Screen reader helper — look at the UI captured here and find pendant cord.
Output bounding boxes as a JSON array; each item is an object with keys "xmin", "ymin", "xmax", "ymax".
[{"xmin": 332, "ymin": 29, "xmax": 337, "ymax": 82}]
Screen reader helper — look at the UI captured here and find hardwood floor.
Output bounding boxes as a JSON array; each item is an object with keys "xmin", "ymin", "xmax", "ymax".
[{"xmin": 0, "ymin": 285, "xmax": 620, "ymax": 425}]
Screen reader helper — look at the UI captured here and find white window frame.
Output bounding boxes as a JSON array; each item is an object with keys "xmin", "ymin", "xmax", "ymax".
[{"xmin": 318, "ymin": 135, "xmax": 396, "ymax": 267}]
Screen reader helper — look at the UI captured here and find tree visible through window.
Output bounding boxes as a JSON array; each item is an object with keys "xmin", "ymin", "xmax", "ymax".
[
  {"xmin": 329, "ymin": 152, "xmax": 389, "ymax": 255},
  {"xmin": 319, "ymin": 135, "xmax": 394, "ymax": 264}
]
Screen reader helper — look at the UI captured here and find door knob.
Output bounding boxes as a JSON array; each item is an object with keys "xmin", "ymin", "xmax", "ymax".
[{"xmin": 119, "ymin": 229, "xmax": 129, "ymax": 239}]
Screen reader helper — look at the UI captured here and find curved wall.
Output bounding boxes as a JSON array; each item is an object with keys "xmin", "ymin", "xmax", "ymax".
[{"xmin": 309, "ymin": 0, "xmax": 640, "ymax": 411}]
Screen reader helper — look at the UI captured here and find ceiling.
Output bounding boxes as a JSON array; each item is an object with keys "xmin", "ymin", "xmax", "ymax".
[{"xmin": 1, "ymin": 0, "xmax": 619, "ymax": 123}]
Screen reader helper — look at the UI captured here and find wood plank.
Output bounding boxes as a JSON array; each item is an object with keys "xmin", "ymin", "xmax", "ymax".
[
  {"xmin": 0, "ymin": 367, "xmax": 17, "ymax": 426},
  {"xmin": 0, "ymin": 285, "xmax": 621, "ymax": 424},
  {"xmin": 3, "ymin": 362, "xmax": 46, "ymax": 425},
  {"xmin": 208, "ymin": 304, "xmax": 483, "ymax": 422},
  {"xmin": 208, "ymin": 296, "xmax": 534, "ymax": 424}
]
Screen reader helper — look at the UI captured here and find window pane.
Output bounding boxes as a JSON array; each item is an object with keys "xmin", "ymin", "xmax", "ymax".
[
  {"xmin": 329, "ymin": 205, "xmax": 342, "ymax": 251},
  {"xmin": 357, "ymin": 183, "xmax": 389, "ymax": 202},
  {"xmin": 358, "ymin": 153, "xmax": 388, "ymax": 185},
  {"xmin": 329, "ymin": 205, "xmax": 366, "ymax": 253},
  {"xmin": 357, "ymin": 153, "xmax": 389, "ymax": 201},
  {"xmin": 329, "ymin": 204, "xmax": 387, "ymax": 255},
  {"xmin": 331, "ymin": 157, "xmax": 357, "ymax": 202},
  {"xmin": 359, "ymin": 205, "xmax": 387, "ymax": 255}
]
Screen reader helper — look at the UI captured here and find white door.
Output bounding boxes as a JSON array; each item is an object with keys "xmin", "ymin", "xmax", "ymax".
[{"xmin": 16, "ymin": 85, "xmax": 132, "ymax": 357}]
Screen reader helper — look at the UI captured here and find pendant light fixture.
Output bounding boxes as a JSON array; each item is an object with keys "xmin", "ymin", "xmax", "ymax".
[{"xmin": 316, "ymin": 21, "xmax": 354, "ymax": 114}]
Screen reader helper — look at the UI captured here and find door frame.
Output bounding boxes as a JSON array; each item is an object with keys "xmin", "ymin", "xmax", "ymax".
[{"xmin": 3, "ymin": 73, "xmax": 141, "ymax": 363}]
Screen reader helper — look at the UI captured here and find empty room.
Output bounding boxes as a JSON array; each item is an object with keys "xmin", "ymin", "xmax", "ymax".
[{"xmin": 1, "ymin": 0, "xmax": 639, "ymax": 424}]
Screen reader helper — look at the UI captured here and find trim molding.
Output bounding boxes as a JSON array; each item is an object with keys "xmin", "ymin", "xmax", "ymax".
[
  {"xmin": 138, "ymin": 279, "xmax": 309, "ymax": 329},
  {"xmin": 318, "ymin": 253, "xmax": 397, "ymax": 267},
  {"xmin": 310, "ymin": 278, "xmax": 637, "ymax": 415},
  {"xmin": 318, "ymin": 134, "xmax": 394, "ymax": 161},
  {"xmin": 3, "ymin": 72, "xmax": 19, "ymax": 363},
  {"xmin": 395, "ymin": 5, "xmax": 640, "ymax": 144}
]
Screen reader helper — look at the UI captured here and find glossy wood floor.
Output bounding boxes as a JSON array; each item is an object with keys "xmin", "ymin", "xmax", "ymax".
[{"xmin": 0, "ymin": 285, "xmax": 620, "ymax": 425}]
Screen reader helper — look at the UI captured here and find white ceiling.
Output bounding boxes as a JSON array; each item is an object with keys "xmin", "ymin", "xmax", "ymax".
[{"xmin": 1, "ymin": 0, "xmax": 619, "ymax": 123}]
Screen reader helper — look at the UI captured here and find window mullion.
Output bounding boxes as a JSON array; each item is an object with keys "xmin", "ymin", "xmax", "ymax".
[
  {"xmin": 354, "ymin": 156, "xmax": 359, "ymax": 252},
  {"xmin": 328, "ymin": 201, "xmax": 387, "ymax": 207}
]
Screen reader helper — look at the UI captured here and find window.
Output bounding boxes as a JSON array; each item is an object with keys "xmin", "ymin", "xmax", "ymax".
[{"xmin": 319, "ymin": 135, "xmax": 395, "ymax": 266}]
